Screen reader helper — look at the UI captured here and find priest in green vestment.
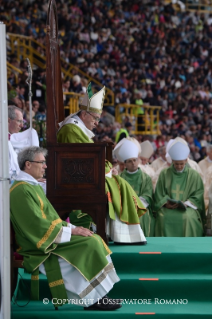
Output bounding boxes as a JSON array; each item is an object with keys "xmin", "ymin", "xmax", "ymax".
[
  {"xmin": 10, "ymin": 146, "xmax": 121, "ymax": 310},
  {"xmin": 116, "ymin": 139, "xmax": 155, "ymax": 237},
  {"xmin": 57, "ymin": 83, "xmax": 147, "ymax": 244},
  {"xmin": 154, "ymin": 137, "xmax": 205, "ymax": 237}
]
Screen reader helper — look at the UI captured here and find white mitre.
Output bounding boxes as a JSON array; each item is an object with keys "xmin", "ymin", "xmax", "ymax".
[
  {"xmin": 168, "ymin": 137, "xmax": 190, "ymax": 160},
  {"xmin": 140, "ymin": 140, "xmax": 154, "ymax": 159},
  {"xmin": 113, "ymin": 138, "xmax": 127, "ymax": 162},
  {"xmin": 126, "ymin": 137, "xmax": 141, "ymax": 155},
  {"xmin": 165, "ymin": 139, "xmax": 174, "ymax": 164},
  {"xmin": 115, "ymin": 139, "xmax": 139, "ymax": 162},
  {"xmin": 79, "ymin": 82, "xmax": 105, "ymax": 114}
]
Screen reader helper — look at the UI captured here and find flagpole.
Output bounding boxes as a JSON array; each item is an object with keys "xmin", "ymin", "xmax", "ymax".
[{"xmin": 0, "ymin": 21, "xmax": 11, "ymax": 319}]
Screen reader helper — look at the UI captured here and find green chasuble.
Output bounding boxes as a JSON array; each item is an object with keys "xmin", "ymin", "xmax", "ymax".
[
  {"xmin": 153, "ymin": 164, "xmax": 205, "ymax": 237},
  {"xmin": 57, "ymin": 123, "xmax": 146, "ymax": 227},
  {"xmin": 120, "ymin": 168, "xmax": 155, "ymax": 237},
  {"xmin": 10, "ymin": 181, "xmax": 112, "ymax": 302}
]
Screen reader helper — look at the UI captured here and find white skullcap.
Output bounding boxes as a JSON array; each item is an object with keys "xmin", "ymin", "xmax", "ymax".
[
  {"xmin": 140, "ymin": 140, "xmax": 154, "ymax": 159},
  {"xmin": 113, "ymin": 139, "xmax": 139, "ymax": 162},
  {"xmin": 168, "ymin": 138, "xmax": 190, "ymax": 160},
  {"xmin": 72, "ymin": 75, "xmax": 81, "ymax": 83}
]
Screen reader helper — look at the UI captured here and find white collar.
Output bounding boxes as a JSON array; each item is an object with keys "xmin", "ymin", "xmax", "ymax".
[
  {"xmin": 15, "ymin": 171, "xmax": 39, "ymax": 185},
  {"xmin": 58, "ymin": 114, "xmax": 95, "ymax": 139},
  {"xmin": 126, "ymin": 169, "xmax": 138, "ymax": 174}
]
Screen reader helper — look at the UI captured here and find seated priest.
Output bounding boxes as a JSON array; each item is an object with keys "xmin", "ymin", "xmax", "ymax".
[
  {"xmin": 116, "ymin": 139, "xmax": 155, "ymax": 237},
  {"xmin": 10, "ymin": 146, "xmax": 121, "ymax": 311},
  {"xmin": 154, "ymin": 137, "xmax": 205, "ymax": 237},
  {"xmin": 151, "ymin": 146, "xmax": 166, "ymax": 172},
  {"xmin": 139, "ymin": 141, "xmax": 155, "ymax": 179},
  {"xmin": 57, "ymin": 83, "xmax": 147, "ymax": 244}
]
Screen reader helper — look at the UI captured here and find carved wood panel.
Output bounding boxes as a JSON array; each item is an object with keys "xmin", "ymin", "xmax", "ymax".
[{"xmin": 62, "ymin": 158, "xmax": 94, "ymax": 184}]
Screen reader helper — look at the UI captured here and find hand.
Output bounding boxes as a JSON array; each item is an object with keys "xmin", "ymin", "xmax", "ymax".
[
  {"xmin": 164, "ymin": 202, "xmax": 179, "ymax": 209},
  {"xmin": 36, "ymin": 81, "xmax": 42, "ymax": 86},
  {"xmin": 38, "ymin": 178, "xmax": 46, "ymax": 182},
  {"xmin": 111, "ymin": 168, "xmax": 118, "ymax": 175},
  {"xmin": 72, "ymin": 226, "xmax": 94, "ymax": 237}
]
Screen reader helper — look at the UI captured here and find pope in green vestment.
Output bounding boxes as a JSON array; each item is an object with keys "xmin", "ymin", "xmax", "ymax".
[
  {"xmin": 154, "ymin": 138, "xmax": 205, "ymax": 237},
  {"xmin": 57, "ymin": 84, "xmax": 147, "ymax": 243}
]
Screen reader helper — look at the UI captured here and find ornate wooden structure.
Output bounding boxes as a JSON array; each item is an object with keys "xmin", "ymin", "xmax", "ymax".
[{"xmin": 46, "ymin": 0, "xmax": 108, "ymax": 241}]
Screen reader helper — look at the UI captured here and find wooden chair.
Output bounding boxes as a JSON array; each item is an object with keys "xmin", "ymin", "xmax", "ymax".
[{"xmin": 46, "ymin": 0, "xmax": 110, "ymax": 242}]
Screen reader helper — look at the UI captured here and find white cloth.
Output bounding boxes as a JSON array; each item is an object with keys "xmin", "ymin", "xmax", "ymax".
[
  {"xmin": 39, "ymin": 255, "xmax": 120, "ymax": 306},
  {"xmin": 184, "ymin": 200, "xmax": 197, "ymax": 210},
  {"xmin": 58, "ymin": 114, "xmax": 95, "ymax": 139},
  {"xmin": 139, "ymin": 196, "xmax": 149, "ymax": 208},
  {"xmin": 151, "ymin": 157, "xmax": 166, "ymax": 172},
  {"xmin": 139, "ymin": 163, "xmax": 155, "ymax": 179},
  {"xmin": 107, "ymin": 212, "xmax": 146, "ymax": 243},
  {"xmin": 10, "ymin": 128, "xmax": 39, "ymax": 154},
  {"xmin": 8, "ymin": 140, "xmax": 20, "ymax": 178}
]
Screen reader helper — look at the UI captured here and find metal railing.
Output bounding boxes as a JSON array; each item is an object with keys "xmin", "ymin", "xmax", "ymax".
[
  {"xmin": 7, "ymin": 61, "xmax": 23, "ymax": 85},
  {"xmin": 6, "ymin": 33, "xmax": 114, "ymax": 106},
  {"xmin": 115, "ymin": 104, "xmax": 161, "ymax": 135},
  {"xmin": 64, "ymin": 92, "xmax": 83, "ymax": 114},
  {"xmin": 164, "ymin": 0, "xmax": 212, "ymax": 12}
]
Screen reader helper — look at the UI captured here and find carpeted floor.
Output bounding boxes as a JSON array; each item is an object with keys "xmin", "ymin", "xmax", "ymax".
[{"xmin": 11, "ymin": 238, "xmax": 212, "ymax": 318}]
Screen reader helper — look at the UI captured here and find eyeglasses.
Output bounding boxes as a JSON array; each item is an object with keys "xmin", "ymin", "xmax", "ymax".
[
  {"xmin": 13, "ymin": 119, "xmax": 24, "ymax": 124},
  {"xmin": 86, "ymin": 111, "xmax": 101, "ymax": 123},
  {"xmin": 27, "ymin": 161, "xmax": 46, "ymax": 165}
]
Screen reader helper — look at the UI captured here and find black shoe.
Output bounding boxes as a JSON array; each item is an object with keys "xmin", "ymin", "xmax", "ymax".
[
  {"xmin": 114, "ymin": 241, "xmax": 147, "ymax": 245},
  {"xmin": 84, "ymin": 296, "xmax": 122, "ymax": 311}
]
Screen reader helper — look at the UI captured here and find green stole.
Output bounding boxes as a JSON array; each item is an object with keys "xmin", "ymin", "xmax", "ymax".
[{"xmin": 120, "ymin": 168, "xmax": 155, "ymax": 236}]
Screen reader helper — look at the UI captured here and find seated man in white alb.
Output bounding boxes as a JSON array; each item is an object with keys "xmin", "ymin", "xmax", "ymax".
[
  {"xmin": 8, "ymin": 105, "xmax": 45, "ymax": 191},
  {"xmin": 198, "ymin": 144, "xmax": 212, "ymax": 178},
  {"xmin": 151, "ymin": 146, "xmax": 166, "ymax": 172},
  {"xmin": 139, "ymin": 140, "xmax": 155, "ymax": 179},
  {"xmin": 10, "ymin": 146, "xmax": 121, "ymax": 311}
]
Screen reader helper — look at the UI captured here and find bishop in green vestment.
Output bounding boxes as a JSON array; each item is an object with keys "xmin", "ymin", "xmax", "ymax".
[
  {"xmin": 57, "ymin": 84, "xmax": 147, "ymax": 244},
  {"xmin": 114, "ymin": 137, "xmax": 154, "ymax": 237},
  {"xmin": 154, "ymin": 138, "xmax": 205, "ymax": 237},
  {"xmin": 10, "ymin": 147, "xmax": 120, "ymax": 309},
  {"xmin": 120, "ymin": 167, "xmax": 154, "ymax": 237}
]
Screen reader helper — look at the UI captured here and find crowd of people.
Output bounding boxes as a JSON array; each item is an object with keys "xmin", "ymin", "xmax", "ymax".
[{"xmin": 2, "ymin": 0, "xmax": 212, "ymax": 162}]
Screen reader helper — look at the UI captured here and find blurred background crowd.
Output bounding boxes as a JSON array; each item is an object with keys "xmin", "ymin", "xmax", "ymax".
[{"xmin": 2, "ymin": 0, "xmax": 212, "ymax": 161}]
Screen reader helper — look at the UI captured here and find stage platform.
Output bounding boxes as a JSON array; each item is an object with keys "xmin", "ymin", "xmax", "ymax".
[{"xmin": 11, "ymin": 238, "xmax": 212, "ymax": 318}]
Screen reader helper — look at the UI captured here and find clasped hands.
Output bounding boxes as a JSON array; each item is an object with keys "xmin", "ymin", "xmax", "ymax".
[{"xmin": 164, "ymin": 201, "xmax": 179, "ymax": 209}]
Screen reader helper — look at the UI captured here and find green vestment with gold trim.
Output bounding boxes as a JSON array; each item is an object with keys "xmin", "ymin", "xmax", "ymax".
[
  {"xmin": 153, "ymin": 164, "xmax": 205, "ymax": 237},
  {"xmin": 10, "ymin": 181, "xmax": 112, "ymax": 302},
  {"xmin": 120, "ymin": 168, "xmax": 155, "ymax": 236}
]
